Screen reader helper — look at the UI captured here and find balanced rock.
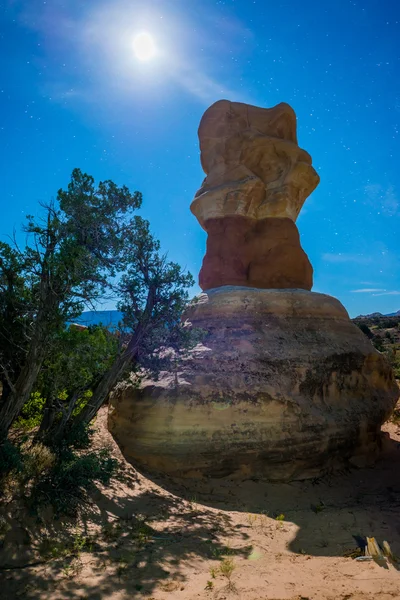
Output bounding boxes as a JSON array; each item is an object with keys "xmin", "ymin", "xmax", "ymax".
[
  {"xmin": 191, "ymin": 100, "xmax": 319, "ymax": 290},
  {"xmin": 108, "ymin": 99, "xmax": 399, "ymax": 483}
]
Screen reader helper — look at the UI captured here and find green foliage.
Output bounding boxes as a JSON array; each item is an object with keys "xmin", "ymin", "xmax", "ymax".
[
  {"xmin": 32, "ymin": 325, "xmax": 119, "ymax": 441},
  {"xmin": 31, "ymin": 446, "xmax": 118, "ymax": 516},
  {"xmin": 75, "ymin": 216, "xmax": 201, "ymax": 426},
  {"xmin": 354, "ymin": 316, "xmax": 400, "ymax": 330},
  {"xmin": 372, "ymin": 336, "xmax": 385, "ymax": 352},
  {"xmin": 12, "ymin": 325, "xmax": 118, "ymax": 439},
  {"xmin": 389, "ymin": 351, "xmax": 400, "ymax": 379},
  {"xmin": 381, "ymin": 319, "xmax": 399, "ymax": 329},
  {"xmin": 0, "ymin": 168, "xmax": 199, "ymax": 444},
  {"xmin": 357, "ymin": 322, "xmax": 374, "ymax": 339},
  {"xmin": 117, "ymin": 217, "xmax": 196, "ymax": 367},
  {"xmin": 71, "ymin": 532, "xmax": 93, "ymax": 554},
  {"xmin": 1, "ymin": 425, "xmax": 117, "ymax": 517},
  {"xmin": 115, "ymin": 217, "xmax": 202, "ymax": 382},
  {"xmin": 14, "ymin": 392, "xmax": 46, "ymax": 430},
  {"xmin": 0, "ymin": 168, "xmax": 142, "ymax": 439},
  {"xmin": 219, "ymin": 557, "xmax": 235, "ymax": 582},
  {"xmin": 0, "ymin": 440, "xmax": 23, "ymax": 478},
  {"xmin": 311, "ymin": 502, "xmax": 325, "ymax": 514},
  {"xmin": 0, "ymin": 242, "xmax": 35, "ymax": 399},
  {"xmin": 61, "ymin": 422, "xmax": 95, "ymax": 449},
  {"xmin": 71, "ymin": 390, "xmax": 93, "ymax": 418},
  {"xmin": 38, "ymin": 537, "xmax": 71, "ymax": 560},
  {"xmin": 0, "ymin": 168, "xmax": 202, "ymax": 524},
  {"xmin": 354, "ymin": 315, "xmax": 400, "ymax": 379},
  {"xmin": 39, "ymin": 531, "xmax": 93, "ymax": 560},
  {"xmin": 40, "ymin": 326, "xmax": 118, "ymax": 400}
]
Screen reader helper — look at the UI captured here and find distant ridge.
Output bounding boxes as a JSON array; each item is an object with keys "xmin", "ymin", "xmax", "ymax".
[
  {"xmin": 73, "ymin": 308, "xmax": 400, "ymax": 326},
  {"xmin": 72, "ymin": 310, "xmax": 123, "ymax": 330},
  {"xmin": 355, "ymin": 310, "xmax": 400, "ymax": 319}
]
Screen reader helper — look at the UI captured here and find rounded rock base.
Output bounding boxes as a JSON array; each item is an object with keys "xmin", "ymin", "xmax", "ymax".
[{"xmin": 108, "ymin": 287, "xmax": 399, "ymax": 482}]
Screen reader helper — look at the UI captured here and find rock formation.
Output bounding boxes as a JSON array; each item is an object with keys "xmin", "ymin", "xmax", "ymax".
[
  {"xmin": 192, "ymin": 101, "xmax": 319, "ymax": 224},
  {"xmin": 191, "ymin": 100, "xmax": 319, "ymax": 290},
  {"xmin": 109, "ymin": 100, "xmax": 399, "ymax": 482},
  {"xmin": 199, "ymin": 216, "xmax": 312, "ymax": 291}
]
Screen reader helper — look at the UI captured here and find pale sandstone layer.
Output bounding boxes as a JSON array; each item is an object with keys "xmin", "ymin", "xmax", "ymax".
[
  {"xmin": 108, "ymin": 288, "xmax": 399, "ymax": 482},
  {"xmin": 199, "ymin": 216, "xmax": 313, "ymax": 291},
  {"xmin": 191, "ymin": 100, "xmax": 320, "ymax": 226}
]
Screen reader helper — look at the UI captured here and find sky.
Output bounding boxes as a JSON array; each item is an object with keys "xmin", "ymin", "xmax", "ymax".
[{"xmin": 1, "ymin": 0, "xmax": 399, "ymax": 318}]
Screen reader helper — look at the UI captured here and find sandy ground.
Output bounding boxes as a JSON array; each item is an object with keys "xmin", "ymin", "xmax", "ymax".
[{"xmin": 1, "ymin": 405, "xmax": 400, "ymax": 600}]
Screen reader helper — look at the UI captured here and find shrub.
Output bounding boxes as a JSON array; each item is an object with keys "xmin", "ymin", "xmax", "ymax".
[
  {"xmin": 357, "ymin": 323, "xmax": 374, "ymax": 339},
  {"xmin": 23, "ymin": 443, "xmax": 56, "ymax": 480},
  {"xmin": 0, "ymin": 440, "xmax": 23, "ymax": 479},
  {"xmin": 219, "ymin": 557, "xmax": 235, "ymax": 583},
  {"xmin": 14, "ymin": 392, "xmax": 46, "ymax": 431},
  {"xmin": 372, "ymin": 336, "xmax": 384, "ymax": 352},
  {"xmin": 31, "ymin": 448, "xmax": 118, "ymax": 516},
  {"xmin": 389, "ymin": 351, "xmax": 400, "ymax": 379},
  {"xmin": 61, "ymin": 422, "xmax": 94, "ymax": 450}
]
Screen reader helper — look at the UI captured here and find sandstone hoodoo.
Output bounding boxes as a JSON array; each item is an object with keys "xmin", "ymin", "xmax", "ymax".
[
  {"xmin": 191, "ymin": 100, "xmax": 319, "ymax": 291},
  {"xmin": 109, "ymin": 100, "xmax": 399, "ymax": 482}
]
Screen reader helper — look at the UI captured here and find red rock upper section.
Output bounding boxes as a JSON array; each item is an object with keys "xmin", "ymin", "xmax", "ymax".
[{"xmin": 199, "ymin": 216, "xmax": 313, "ymax": 291}]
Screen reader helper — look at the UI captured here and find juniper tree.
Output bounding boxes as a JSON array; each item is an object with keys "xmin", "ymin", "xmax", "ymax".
[
  {"xmin": 75, "ymin": 217, "xmax": 197, "ymax": 426},
  {"xmin": 0, "ymin": 169, "xmax": 199, "ymax": 443},
  {"xmin": 0, "ymin": 169, "xmax": 142, "ymax": 441},
  {"xmin": 35, "ymin": 325, "xmax": 118, "ymax": 444}
]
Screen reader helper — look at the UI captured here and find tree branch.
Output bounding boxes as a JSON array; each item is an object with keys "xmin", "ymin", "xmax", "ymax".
[{"xmin": 0, "ymin": 363, "xmax": 16, "ymax": 394}]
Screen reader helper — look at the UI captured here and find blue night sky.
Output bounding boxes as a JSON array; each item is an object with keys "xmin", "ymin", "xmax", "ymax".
[{"xmin": 1, "ymin": 0, "xmax": 399, "ymax": 317}]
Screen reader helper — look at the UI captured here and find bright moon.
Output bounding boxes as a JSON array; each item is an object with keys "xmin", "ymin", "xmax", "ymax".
[{"xmin": 133, "ymin": 32, "xmax": 156, "ymax": 61}]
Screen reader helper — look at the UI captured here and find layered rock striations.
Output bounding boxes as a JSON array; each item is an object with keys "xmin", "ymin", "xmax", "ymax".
[
  {"xmin": 109, "ymin": 288, "xmax": 398, "ymax": 481},
  {"xmin": 109, "ymin": 100, "xmax": 399, "ymax": 482}
]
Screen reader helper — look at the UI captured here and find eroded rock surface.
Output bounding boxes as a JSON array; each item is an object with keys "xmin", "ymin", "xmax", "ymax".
[
  {"xmin": 199, "ymin": 216, "xmax": 313, "ymax": 290},
  {"xmin": 191, "ymin": 100, "xmax": 320, "ymax": 226},
  {"xmin": 191, "ymin": 100, "xmax": 319, "ymax": 291},
  {"xmin": 109, "ymin": 288, "xmax": 399, "ymax": 482},
  {"xmin": 108, "ymin": 99, "xmax": 398, "ymax": 483}
]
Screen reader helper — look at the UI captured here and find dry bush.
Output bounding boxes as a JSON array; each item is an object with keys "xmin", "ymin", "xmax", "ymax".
[{"xmin": 23, "ymin": 442, "xmax": 56, "ymax": 480}]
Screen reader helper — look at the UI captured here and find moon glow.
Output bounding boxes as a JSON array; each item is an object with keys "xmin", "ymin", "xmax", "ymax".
[{"xmin": 133, "ymin": 32, "xmax": 156, "ymax": 61}]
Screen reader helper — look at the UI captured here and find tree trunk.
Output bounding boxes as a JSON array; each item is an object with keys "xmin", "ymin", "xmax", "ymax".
[
  {"xmin": 75, "ymin": 285, "xmax": 156, "ymax": 427},
  {"xmin": 50, "ymin": 391, "xmax": 80, "ymax": 445},
  {"xmin": 0, "ymin": 345, "xmax": 46, "ymax": 442},
  {"xmin": 0, "ymin": 379, "xmax": 12, "ymax": 404},
  {"xmin": 75, "ymin": 353, "xmax": 131, "ymax": 425},
  {"xmin": 36, "ymin": 395, "xmax": 57, "ymax": 441}
]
